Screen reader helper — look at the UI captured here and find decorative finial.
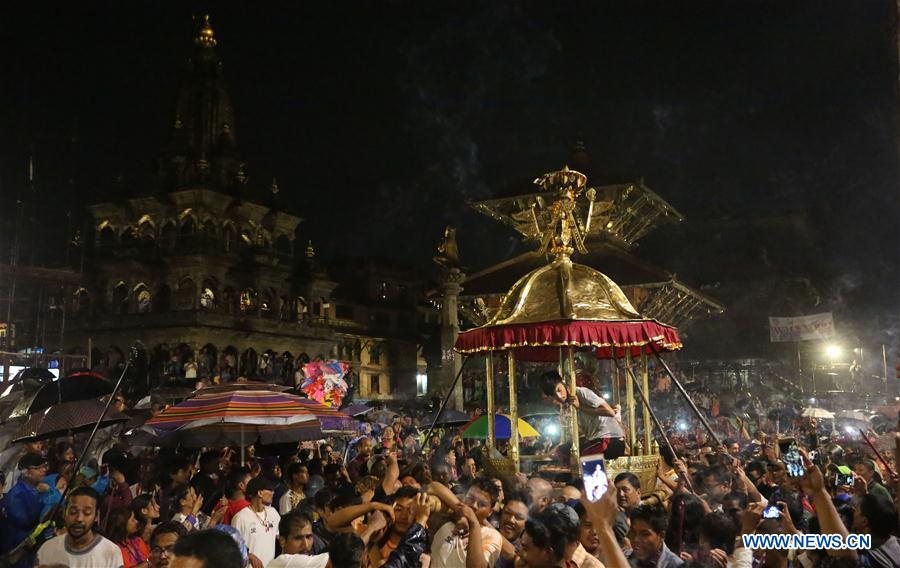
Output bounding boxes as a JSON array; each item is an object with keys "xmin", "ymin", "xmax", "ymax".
[
  {"xmin": 305, "ymin": 240, "xmax": 315, "ymax": 259},
  {"xmin": 197, "ymin": 153, "xmax": 209, "ymax": 175},
  {"xmin": 270, "ymin": 178, "xmax": 279, "ymax": 195},
  {"xmin": 531, "ymin": 166, "xmax": 591, "ymax": 260},
  {"xmin": 173, "ymin": 114, "xmax": 183, "ymax": 129},
  {"xmin": 236, "ymin": 164, "xmax": 247, "ymax": 184},
  {"xmin": 195, "ymin": 14, "xmax": 217, "ymax": 48}
]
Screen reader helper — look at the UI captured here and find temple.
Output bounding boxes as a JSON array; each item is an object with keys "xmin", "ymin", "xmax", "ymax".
[{"xmin": 63, "ymin": 17, "xmax": 427, "ymax": 399}]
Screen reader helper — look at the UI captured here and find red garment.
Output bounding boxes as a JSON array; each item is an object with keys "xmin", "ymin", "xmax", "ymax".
[
  {"xmin": 118, "ymin": 536, "xmax": 149, "ymax": 568},
  {"xmin": 222, "ymin": 498, "xmax": 250, "ymax": 525}
]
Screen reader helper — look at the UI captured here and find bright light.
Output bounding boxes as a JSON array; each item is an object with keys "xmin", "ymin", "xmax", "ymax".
[
  {"xmin": 415, "ymin": 373, "xmax": 428, "ymax": 395},
  {"xmin": 844, "ymin": 425, "xmax": 854, "ymax": 434},
  {"xmin": 825, "ymin": 344, "xmax": 842, "ymax": 360},
  {"xmin": 601, "ymin": 392, "xmax": 611, "ymax": 400},
  {"xmin": 544, "ymin": 423, "xmax": 559, "ymax": 436},
  {"xmin": 677, "ymin": 421, "xmax": 688, "ymax": 431},
  {"xmin": 809, "ymin": 398, "xmax": 816, "ymax": 404}
]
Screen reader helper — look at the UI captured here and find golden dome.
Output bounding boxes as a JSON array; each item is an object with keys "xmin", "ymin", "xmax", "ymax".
[
  {"xmin": 485, "ymin": 253, "xmax": 643, "ymax": 326},
  {"xmin": 195, "ymin": 15, "xmax": 217, "ymax": 48}
]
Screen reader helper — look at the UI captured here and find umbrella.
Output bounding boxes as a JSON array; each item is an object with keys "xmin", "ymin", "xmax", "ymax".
[
  {"xmin": 13, "ymin": 399, "xmax": 130, "ymax": 443},
  {"xmin": 145, "ymin": 389, "xmax": 322, "ymax": 462},
  {"xmin": 801, "ymin": 407, "xmax": 835, "ymax": 419},
  {"xmin": 836, "ymin": 410, "xmax": 870, "ymax": 423},
  {"xmin": 145, "ymin": 389, "xmax": 320, "ymax": 431},
  {"xmin": 295, "ymin": 398, "xmax": 358, "ymax": 434},
  {"xmin": 421, "ymin": 409, "xmax": 471, "ymax": 426},
  {"xmin": 370, "ymin": 409, "xmax": 399, "ymax": 425},
  {"xmin": 9, "ymin": 372, "xmax": 112, "ymax": 419},
  {"xmin": 460, "ymin": 414, "xmax": 540, "ymax": 439},
  {"xmin": 342, "ymin": 403, "xmax": 372, "ymax": 417}
]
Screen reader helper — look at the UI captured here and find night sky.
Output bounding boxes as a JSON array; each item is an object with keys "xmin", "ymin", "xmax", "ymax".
[{"xmin": 1, "ymin": 1, "xmax": 898, "ymax": 358}]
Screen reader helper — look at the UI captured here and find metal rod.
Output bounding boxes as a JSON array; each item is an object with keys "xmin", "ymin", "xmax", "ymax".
[
  {"xmin": 486, "ymin": 354, "xmax": 495, "ymax": 450},
  {"xmin": 625, "ymin": 361, "xmax": 694, "ymax": 493},
  {"xmin": 507, "ymin": 351, "xmax": 519, "ymax": 472},
  {"xmin": 422, "ymin": 355, "xmax": 471, "ymax": 450},
  {"xmin": 624, "ymin": 350, "xmax": 636, "ymax": 450},
  {"xmin": 567, "ymin": 347, "xmax": 581, "ymax": 475},
  {"xmin": 650, "ymin": 345, "xmax": 723, "ymax": 449},
  {"xmin": 640, "ymin": 351, "xmax": 652, "ymax": 453}
]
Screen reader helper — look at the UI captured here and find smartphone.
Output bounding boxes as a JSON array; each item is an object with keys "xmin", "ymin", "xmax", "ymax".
[
  {"xmin": 763, "ymin": 504, "xmax": 782, "ymax": 519},
  {"xmin": 581, "ymin": 456, "xmax": 608, "ymax": 502},
  {"xmin": 834, "ymin": 473, "xmax": 853, "ymax": 486},
  {"xmin": 782, "ymin": 445, "xmax": 805, "ymax": 478}
]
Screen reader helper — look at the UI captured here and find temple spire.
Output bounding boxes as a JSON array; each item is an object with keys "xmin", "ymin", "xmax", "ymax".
[{"xmin": 195, "ymin": 14, "xmax": 217, "ymax": 48}]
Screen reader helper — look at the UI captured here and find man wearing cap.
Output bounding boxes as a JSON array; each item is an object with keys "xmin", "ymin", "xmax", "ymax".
[
  {"xmin": 231, "ymin": 476, "xmax": 281, "ymax": 566},
  {"xmin": 0, "ymin": 452, "xmax": 49, "ymax": 568}
]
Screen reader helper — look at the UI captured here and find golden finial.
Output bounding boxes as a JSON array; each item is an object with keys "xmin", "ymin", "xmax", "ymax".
[
  {"xmin": 195, "ymin": 14, "xmax": 217, "ymax": 48},
  {"xmin": 271, "ymin": 178, "xmax": 280, "ymax": 195},
  {"xmin": 531, "ymin": 166, "xmax": 593, "ymax": 259},
  {"xmin": 173, "ymin": 114, "xmax": 183, "ymax": 129},
  {"xmin": 236, "ymin": 164, "xmax": 247, "ymax": 184},
  {"xmin": 305, "ymin": 240, "xmax": 315, "ymax": 259}
]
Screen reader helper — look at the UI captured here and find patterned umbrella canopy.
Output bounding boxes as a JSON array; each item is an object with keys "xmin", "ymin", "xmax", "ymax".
[
  {"xmin": 146, "ymin": 389, "xmax": 320, "ymax": 430},
  {"xmin": 13, "ymin": 398, "xmax": 130, "ymax": 443},
  {"xmin": 459, "ymin": 414, "xmax": 540, "ymax": 439}
]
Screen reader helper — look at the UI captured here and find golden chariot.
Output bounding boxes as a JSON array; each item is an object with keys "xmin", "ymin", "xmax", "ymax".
[{"xmin": 453, "ymin": 166, "xmax": 682, "ymax": 492}]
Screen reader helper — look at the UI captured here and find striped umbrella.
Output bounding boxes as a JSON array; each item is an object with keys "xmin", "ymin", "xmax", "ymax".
[
  {"xmin": 459, "ymin": 414, "xmax": 541, "ymax": 440},
  {"xmin": 145, "ymin": 390, "xmax": 322, "ymax": 461}
]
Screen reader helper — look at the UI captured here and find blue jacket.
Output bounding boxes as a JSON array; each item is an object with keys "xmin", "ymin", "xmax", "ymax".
[{"xmin": 0, "ymin": 478, "xmax": 43, "ymax": 559}]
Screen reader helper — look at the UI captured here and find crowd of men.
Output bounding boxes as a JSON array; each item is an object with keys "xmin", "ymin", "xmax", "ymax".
[{"xmin": 0, "ymin": 370, "xmax": 898, "ymax": 568}]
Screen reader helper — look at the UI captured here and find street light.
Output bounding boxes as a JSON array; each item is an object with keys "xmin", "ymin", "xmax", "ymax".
[{"xmin": 825, "ymin": 344, "xmax": 842, "ymax": 360}]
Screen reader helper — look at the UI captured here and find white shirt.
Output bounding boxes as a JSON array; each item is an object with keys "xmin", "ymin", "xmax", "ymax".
[
  {"xmin": 267, "ymin": 553, "xmax": 329, "ymax": 568},
  {"xmin": 36, "ymin": 534, "xmax": 123, "ymax": 568},
  {"xmin": 232, "ymin": 505, "xmax": 280, "ymax": 566},
  {"xmin": 430, "ymin": 521, "xmax": 502, "ymax": 568},
  {"xmin": 278, "ymin": 488, "xmax": 306, "ymax": 515}
]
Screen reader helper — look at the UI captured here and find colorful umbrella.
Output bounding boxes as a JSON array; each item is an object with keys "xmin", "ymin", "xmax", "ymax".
[
  {"xmin": 145, "ymin": 389, "xmax": 319, "ymax": 430},
  {"xmin": 459, "ymin": 414, "xmax": 540, "ymax": 439},
  {"xmin": 13, "ymin": 399, "xmax": 130, "ymax": 443}
]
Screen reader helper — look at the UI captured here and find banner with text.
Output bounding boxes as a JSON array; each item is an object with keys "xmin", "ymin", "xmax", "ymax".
[{"xmin": 769, "ymin": 313, "xmax": 835, "ymax": 342}]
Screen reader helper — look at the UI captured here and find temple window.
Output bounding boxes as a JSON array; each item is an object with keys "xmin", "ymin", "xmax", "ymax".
[{"xmin": 200, "ymin": 287, "xmax": 215, "ymax": 309}]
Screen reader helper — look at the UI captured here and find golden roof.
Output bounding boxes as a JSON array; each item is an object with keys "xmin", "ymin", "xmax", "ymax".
[{"xmin": 485, "ymin": 253, "xmax": 644, "ymax": 326}]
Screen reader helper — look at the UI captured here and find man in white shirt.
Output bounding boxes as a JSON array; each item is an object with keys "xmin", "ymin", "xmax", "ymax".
[
  {"xmin": 232, "ymin": 476, "xmax": 281, "ymax": 566},
  {"xmin": 35, "ymin": 486, "xmax": 123, "ymax": 568},
  {"xmin": 268, "ymin": 511, "xmax": 329, "ymax": 568},
  {"xmin": 278, "ymin": 463, "xmax": 309, "ymax": 515},
  {"xmin": 431, "ymin": 478, "xmax": 503, "ymax": 568}
]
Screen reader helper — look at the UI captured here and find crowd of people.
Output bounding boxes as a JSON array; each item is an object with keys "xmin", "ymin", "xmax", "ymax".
[{"xmin": 0, "ymin": 368, "xmax": 898, "ymax": 568}]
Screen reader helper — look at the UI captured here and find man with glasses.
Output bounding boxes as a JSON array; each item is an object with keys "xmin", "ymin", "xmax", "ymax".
[
  {"xmin": 148, "ymin": 521, "xmax": 187, "ymax": 568},
  {"xmin": 0, "ymin": 453, "xmax": 49, "ymax": 568}
]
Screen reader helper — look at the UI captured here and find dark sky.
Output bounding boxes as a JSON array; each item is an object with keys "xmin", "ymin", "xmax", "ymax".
[{"xmin": 1, "ymin": 1, "xmax": 898, "ymax": 357}]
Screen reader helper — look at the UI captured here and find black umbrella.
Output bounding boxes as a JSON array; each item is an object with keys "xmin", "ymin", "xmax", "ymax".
[
  {"xmin": 421, "ymin": 409, "xmax": 471, "ymax": 426},
  {"xmin": 13, "ymin": 398, "xmax": 130, "ymax": 443},
  {"xmin": 9, "ymin": 371, "xmax": 113, "ymax": 419}
]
